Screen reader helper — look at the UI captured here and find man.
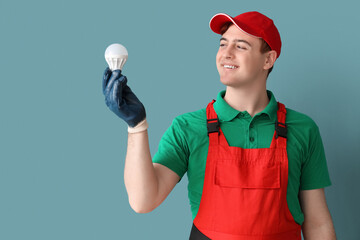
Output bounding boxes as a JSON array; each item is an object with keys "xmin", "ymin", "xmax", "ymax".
[{"xmin": 102, "ymin": 11, "xmax": 336, "ymax": 240}]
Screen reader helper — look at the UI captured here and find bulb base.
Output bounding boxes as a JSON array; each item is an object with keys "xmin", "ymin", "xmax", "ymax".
[{"xmin": 105, "ymin": 55, "xmax": 128, "ymax": 71}]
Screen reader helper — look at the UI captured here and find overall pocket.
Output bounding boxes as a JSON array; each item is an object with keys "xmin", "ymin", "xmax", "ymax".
[{"xmin": 215, "ymin": 160, "xmax": 280, "ymax": 189}]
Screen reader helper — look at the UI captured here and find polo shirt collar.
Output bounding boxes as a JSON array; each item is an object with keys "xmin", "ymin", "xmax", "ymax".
[{"xmin": 213, "ymin": 90, "xmax": 278, "ymax": 122}]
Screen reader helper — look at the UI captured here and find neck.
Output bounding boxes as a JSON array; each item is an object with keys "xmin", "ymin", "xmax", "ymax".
[{"xmin": 224, "ymin": 85, "xmax": 269, "ymax": 117}]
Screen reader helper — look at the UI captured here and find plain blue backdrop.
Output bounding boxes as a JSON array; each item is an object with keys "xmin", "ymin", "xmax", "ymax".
[{"xmin": 1, "ymin": 0, "xmax": 359, "ymax": 239}]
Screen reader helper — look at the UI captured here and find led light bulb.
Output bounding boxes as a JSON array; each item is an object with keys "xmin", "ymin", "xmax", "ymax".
[{"xmin": 105, "ymin": 43, "xmax": 128, "ymax": 71}]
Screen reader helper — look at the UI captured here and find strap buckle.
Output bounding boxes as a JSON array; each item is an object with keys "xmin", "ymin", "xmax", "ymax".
[
  {"xmin": 275, "ymin": 121, "xmax": 287, "ymax": 139},
  {"xmin": 207, "ymin": 118, "xmax": 220, "ymax": 135}
]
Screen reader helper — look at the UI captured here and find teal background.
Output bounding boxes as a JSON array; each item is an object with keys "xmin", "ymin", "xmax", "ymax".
[{"xmin": 1, "ymin": 0, "xmax": 359, "ymax": 239}]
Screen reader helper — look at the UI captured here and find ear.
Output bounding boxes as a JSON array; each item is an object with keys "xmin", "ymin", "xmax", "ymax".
[{"xmin": 263, "ymin": 50, "xmax": 277, "ymax": 70}]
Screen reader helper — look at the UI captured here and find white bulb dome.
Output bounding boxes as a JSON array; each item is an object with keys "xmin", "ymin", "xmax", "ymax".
[{"xmin": 105, "ymin": 43, "xmax": 128, "ymax": 71}]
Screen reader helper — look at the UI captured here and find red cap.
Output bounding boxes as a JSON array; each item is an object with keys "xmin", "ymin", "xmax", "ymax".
[{"xmin": 209, "ymin": 12, "xmax": 282, "ymax": 58}]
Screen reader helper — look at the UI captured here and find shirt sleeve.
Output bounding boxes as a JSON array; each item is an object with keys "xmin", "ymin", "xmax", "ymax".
[
  {"xmin": 300, "ymin": 125, "xmax": 332, "ymax": 190},
  {"xmin": 152, "ymin": 117, "xmax": 189, "ymax": 181}
]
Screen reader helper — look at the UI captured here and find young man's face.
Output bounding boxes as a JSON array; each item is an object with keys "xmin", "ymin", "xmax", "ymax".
[{"xmin": 216, "ymin": 24, "xmax": 270, "ymax": 88}]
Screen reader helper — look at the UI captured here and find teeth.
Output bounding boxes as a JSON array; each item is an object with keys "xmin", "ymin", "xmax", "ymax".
[{"xmin": 224, "ymin": 65, "xmax": 237, "ymax": 69}]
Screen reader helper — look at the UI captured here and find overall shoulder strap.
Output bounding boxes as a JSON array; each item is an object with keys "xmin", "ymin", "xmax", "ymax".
[
  {"xmin": 206, "ymin": 100, "xmax": 220, "ymax": 135},
  {"xmin": 275, "ymin": 102, "xmax": 287, "ymax": 139},
  {"xmin": 272, "ymin": 102, "xmax": 287, "ymax": 148},
  {"xmin": 206, "ymin": 100, "xmax": 220, "ymax": 145}
]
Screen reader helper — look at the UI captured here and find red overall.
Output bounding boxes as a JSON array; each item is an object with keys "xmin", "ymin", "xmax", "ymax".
[{"xmin": 193, "ymin": 100, "xmax": 302, "ymax": 240}]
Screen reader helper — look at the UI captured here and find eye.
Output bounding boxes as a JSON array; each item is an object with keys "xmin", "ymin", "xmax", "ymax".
[
  {"xmin": 220, "ymin": 43, "xmax": 226, "ymax": 47},
  {"xmin": 237, "ymin": 45, "xmax": 247, "ymax": 50}
]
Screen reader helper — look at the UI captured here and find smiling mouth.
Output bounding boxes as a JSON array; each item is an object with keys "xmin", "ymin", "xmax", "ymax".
[{"xmin": 223, "ymin": 65, "xmax": 238, "ymax": 69}]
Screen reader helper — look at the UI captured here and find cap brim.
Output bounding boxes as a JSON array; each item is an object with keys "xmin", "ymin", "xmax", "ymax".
[{"xmin": 209, "ymin": 13, "xmax": 261, "ymax": 38}]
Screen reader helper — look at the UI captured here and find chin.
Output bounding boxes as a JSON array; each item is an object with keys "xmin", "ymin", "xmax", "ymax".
[
  {"xmin": 220, "ymin": 76, "xmax": 246, "ymax": 87},
  {"xmin": 220, "ymin": 78, "xmax": 232, "ymax": 86}
]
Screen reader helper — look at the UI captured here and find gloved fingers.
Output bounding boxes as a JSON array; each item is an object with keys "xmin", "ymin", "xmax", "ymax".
[
  {"xmin": 104, "ymin": 70, "xmax": 127, "ymax": 98},
  {"xmin": 102, "ymin": 67, "xmax": 112, "ymax": 94},
  {"xmin": 111, "ymin": 79, "xmax": 123, "ymax": 107},
  {"xmin": 119, "ymin": 75, "xmax": 128, "ymax": 89}
]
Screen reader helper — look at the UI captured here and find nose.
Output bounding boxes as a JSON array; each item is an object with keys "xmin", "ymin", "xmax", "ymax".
[{"xmin": 224, "ymin": 45, "xmax": 235, "ymax": 59}]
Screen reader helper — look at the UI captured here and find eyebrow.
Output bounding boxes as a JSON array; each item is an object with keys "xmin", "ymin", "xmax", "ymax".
[{"xmin": 220, "ymin": 37, "xmax": 252, "ymax": 47}]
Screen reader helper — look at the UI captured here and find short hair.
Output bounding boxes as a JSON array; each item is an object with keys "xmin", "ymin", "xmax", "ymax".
[{"xmin": 220, "ymin": 22, "xmax": 273, "ymax": 76}]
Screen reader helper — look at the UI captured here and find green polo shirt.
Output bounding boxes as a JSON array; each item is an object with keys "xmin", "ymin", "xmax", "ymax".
[{"xmin": 152, "ymin": 90, "xmax": 332, "ymax": 225}]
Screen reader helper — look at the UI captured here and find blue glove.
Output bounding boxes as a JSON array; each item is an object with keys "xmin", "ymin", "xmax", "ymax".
[{"xmin": 102, "ymin": 67, "xmax": 146, "ymax": 128}]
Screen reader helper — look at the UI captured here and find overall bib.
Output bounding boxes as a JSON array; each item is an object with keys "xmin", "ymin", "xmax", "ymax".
[{"xmin": 190, "ymin": 100, "xmax": 302, "ymax": 240}]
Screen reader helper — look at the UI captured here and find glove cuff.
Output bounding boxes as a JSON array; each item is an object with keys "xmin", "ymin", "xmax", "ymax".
[{"xmin": 128, "ymin": 119, "xmax": 149, "ymax": 133}]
